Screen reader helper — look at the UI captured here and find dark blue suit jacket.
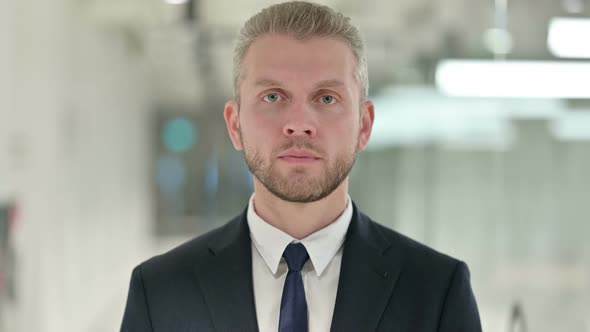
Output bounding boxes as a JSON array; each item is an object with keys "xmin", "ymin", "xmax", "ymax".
[{"xmin": 121, "ymin": 202, "xmax": 482, "ymax": 331}]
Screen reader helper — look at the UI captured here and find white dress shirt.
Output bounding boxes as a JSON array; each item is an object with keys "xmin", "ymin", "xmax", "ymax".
[{"xmin": 247, "ymin": 194, "xmax": 353, "ymax": 332}]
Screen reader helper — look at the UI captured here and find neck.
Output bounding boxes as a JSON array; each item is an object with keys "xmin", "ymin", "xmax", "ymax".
[{"xmin": 252, "ymin": 179, "xmax": 350, "ymax": 240}]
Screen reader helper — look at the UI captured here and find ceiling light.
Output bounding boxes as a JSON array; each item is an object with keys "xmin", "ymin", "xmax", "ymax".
[
  {"xmin": 164, "ymin": 0, "xmax": 189, "ymax": 4},
  {"xmin": 435, "ymin": 60, "xmax": 590, "ymax": 98},
  {"xmin": 483, "ymin": 28, "xmax": 513, "ymax": 55},
  {"xmin": 548, "ymin": 17, "xmax": 590, "ymax": 59}
]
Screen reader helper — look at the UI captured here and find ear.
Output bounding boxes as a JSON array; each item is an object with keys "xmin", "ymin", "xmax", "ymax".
[
  {"xmin": 357, "ymin": 100, "xmax": 375, "ymax": 151},
  {"xmin": 224, "ymin": 100, "xmax": 244, "ymax": 151}
]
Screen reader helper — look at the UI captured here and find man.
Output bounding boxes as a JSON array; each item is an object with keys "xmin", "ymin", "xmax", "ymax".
[{"xmin": 121, "ymin": 2, "xmax": 482, "ymax": 331}]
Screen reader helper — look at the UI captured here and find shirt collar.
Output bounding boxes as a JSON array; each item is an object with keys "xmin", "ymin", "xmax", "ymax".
[{"xmin": 247, "ymin": 194, "xmax": 352, "ymax": 277}]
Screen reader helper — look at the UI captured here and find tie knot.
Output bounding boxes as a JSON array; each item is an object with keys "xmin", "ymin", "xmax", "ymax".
[{"xmin": 283, "ymin": 243, "xmax": 309, "ymax": 272}]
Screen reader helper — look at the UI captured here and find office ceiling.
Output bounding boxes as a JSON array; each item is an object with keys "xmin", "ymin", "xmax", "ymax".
[{"xmin": 75, "ymin": 0, "xmax": 590, "ymax": 107}]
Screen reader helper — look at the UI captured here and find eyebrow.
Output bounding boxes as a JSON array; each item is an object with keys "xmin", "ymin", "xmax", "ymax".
[
  {"xmin": 253, "ymin": 78, "xmax": 346, "ymax": 89},
  {"xmin": 254, "ymin": 78, "xmax": 283, "ymax": 87},
  {"xmin": 314, "ymin": 79, "xmax": 346, "ymax": 89}
]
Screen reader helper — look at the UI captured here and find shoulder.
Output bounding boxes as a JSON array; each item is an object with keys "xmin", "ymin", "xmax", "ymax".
[
  {"xmin": 135, "ymin": 214, "xmax": 243, "ymax": 281},
  {"xmin": 357, "ymin": 212, "xmax": 476, "ymax": 312},
  {"xmin": 355, "ymin": 211, "xmax": 481, "ymax": 329},
  {"xmin": 359, "ymin": 211, "xmax": 466, "ymax": 278}
]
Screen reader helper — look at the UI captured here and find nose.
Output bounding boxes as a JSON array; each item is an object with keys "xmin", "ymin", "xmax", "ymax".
[{"xmin": 282, "ymin": 105, "xmax": 317, "ymax": 139}]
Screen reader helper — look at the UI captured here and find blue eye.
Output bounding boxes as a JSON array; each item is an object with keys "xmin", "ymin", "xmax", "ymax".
[
  {"xmin": 320, "ymin": 95, "xmax": 336, "ymax": 104},
  {"xmin": 262, "ymin": 93, "xmax": 282, "ymax": 103}
]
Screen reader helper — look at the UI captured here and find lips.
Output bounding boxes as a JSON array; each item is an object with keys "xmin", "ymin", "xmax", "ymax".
[
  {"xmin": 278, "ymin": 149, "xmax": 321, "ymax": 159},
  {"xmin": 277, "ymin": 149, "xmax": 322, "ymax": 164}
]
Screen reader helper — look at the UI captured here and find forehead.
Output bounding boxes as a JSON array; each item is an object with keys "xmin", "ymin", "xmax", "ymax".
[{"xmin": 241, "ymin": 34, "xmax": 357, "ymax": 89}]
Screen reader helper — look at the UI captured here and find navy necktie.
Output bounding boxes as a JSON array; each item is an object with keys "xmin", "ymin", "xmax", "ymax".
[{"xmin": 279, "ymin": 243, "xmax": 309, "ymax": 332}]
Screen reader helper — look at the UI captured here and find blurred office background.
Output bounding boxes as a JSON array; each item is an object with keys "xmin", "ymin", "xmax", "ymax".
[{"xmin": 1, "ymin": 0, "xmax": 590, "ymax": 331}]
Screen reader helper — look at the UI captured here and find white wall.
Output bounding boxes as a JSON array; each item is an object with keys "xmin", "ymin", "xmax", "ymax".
[
  {"xmin": 1, "ymin": 1, "xmax": 156, "ymax": 331},
  {"xmin": 350, "ymin": 122, "xmax": 590, "ymax": 332}
]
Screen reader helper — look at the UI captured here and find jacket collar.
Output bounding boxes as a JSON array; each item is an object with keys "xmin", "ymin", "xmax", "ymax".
[
  {"xmin": 193, "ymin": 201, "xmax": 405, "ymax": 331},
  {"xmin": 193, "ymin": 206, "xmax": 259, "ymax": 331},
  {"xmin": 330, "ymin": 202, "xmax": 405, "ymax": 331}
]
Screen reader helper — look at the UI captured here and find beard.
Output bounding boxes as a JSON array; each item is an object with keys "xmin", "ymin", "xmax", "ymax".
[{"xmin": 241, "ymin": 136, "xmax": 358, "ymax": 203}]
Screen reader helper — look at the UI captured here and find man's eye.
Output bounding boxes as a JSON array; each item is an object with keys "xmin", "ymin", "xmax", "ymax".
[
  {"xmin": 262, "ymin": 93, "xmax": 282, "ymax": 103},
  {"xmin": 319, "ymin": 95, "xmax": 336, "ymax": 104}
]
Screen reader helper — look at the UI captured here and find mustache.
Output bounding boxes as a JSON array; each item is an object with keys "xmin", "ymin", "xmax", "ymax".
[{"xmin": 273, "ymin": 138, "xmax": 325, "ymax": 157}]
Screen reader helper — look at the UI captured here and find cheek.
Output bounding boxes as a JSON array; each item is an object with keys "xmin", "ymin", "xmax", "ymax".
[
  {"xmin": 240, "ymin": 113, "xmax": 280, "ymax": 146},
  {"xmin": 323, "ymin": 118, "xmax": 359, "ymax": 150},
  {"xmin": 335, "ymin": 115, "xmax": 359, "ymax": 137}
]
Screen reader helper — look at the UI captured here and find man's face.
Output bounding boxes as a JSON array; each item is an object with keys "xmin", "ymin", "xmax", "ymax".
[{"xmin": 224, "ymin": 34, "xmax": 374, "ymax": 203}]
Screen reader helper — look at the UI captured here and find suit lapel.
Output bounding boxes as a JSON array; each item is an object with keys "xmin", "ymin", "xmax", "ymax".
[
  {"xmin": 330, "ymin": 203, "xmax": 405, "ymax": 331},
  {"xmin": 193, "ymin": 209, "xmax": 259, "ymax": 332}
]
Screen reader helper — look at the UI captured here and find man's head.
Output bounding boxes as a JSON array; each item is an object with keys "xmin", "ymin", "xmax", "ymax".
[
  {"xmin": 224, "ymin": 1, "xmax": 374, "ymax": 203},
  {"xmin": 233, "ymin": 1, "xmax": 368, "ymax": 103}
]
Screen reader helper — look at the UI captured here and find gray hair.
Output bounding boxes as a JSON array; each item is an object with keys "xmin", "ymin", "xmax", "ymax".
[{"xmin": 233, "ymin": 1, "xmax": 368, "ymax": 103}]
